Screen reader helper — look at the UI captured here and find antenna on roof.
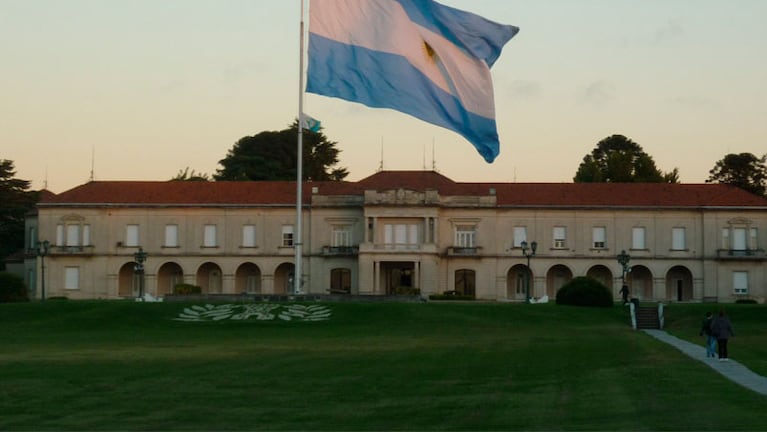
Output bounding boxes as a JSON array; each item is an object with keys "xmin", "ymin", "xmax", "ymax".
[
  {"xmin": 431, "ymin": 139, "xmax": 438, "ymax": 172},
  {"xmin": 89, "ymin": 146, "xmax": 95, "ymax": 182},
  {"xmin": 378, "ymin": 138, "xmax": 384, "ymax": 171}
]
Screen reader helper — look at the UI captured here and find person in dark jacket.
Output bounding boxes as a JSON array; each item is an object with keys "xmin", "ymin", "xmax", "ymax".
[
  {"xmin": 710, "ymin": 309, "xmax": 735, "ymax": 361},
  {"xmin": 699, "ymin": 312, "xmax": 717, "ymax": 358}
]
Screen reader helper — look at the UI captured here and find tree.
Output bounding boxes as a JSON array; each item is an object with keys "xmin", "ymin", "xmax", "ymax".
[
  {"xmin": 171, "ymin": 167, "xmax": 211, "ymax": 181},
  {"xmin": 214, "ymin": 121, "xmax": 349, "ymax": 181},
  {"xmin": 0, "ymin": 160, "xmax": 38, "ymax": 270},
  {"xmin": 706, "ymin": 152, "xmax": 767, "ymax": 196},
  {"xmin": 574, "ymin": 134, "xmax": 679, "ymax": 183}
]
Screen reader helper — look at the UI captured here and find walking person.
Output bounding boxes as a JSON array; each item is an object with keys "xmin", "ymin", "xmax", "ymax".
[
  {"xmin": 699, "ymin": 311, "xmax": 717, "ymax": 358},
  {"xmin": 619, "ymin": 285, "xmax": 629, "ymax": 305},
  {"xmin": 711, "ymin": 309, "xmax": 735, "ymax": 361}
]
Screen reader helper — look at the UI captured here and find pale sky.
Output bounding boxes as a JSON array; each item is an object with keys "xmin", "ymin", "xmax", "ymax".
[{"xmin": 2, "ymin": 0, "xmax": 766, "ymax": 193}]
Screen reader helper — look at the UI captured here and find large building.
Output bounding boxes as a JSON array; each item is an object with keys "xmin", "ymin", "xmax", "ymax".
[{"xmin": 26, "ymin": 170, "xmax": 767, "ymax": 302}]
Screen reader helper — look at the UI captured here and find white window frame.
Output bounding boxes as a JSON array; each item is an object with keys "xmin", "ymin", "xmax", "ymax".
[
  {"xmin": 671, "ymin": 227, "xmax": 686, "ymax": 251},
  {"xmin": 733, "ymin": 271, "xmax": 748, "ymax": 295},
  {"xmin": 242, "ymin": 224, "xmax": 256, "ymax": 248},
  {"xmin": 282, "ymin": 225, "xmax": 294, "ymax": 247},
  {"xmin": 165, "ymin": 224, "xmax": 179, "ymax": 247},
  {"xmin": 553, "ymin": 226, "xmax": 566, "ymax": 249},
  {"xmin": 203, "ymin": 224, "xmax": 217, "ymax": 248},
  {"xmin": 64, "ymin": 267, "xmax": 80, "ymax": 290},
  {"xmin": 454, "ymin": 225, "xmax": 476, "ymax": 248},
  {"xmin": 513, "ymin": 226, "xmax": 527, "ymax": 248},
  {"xmin": 82, "ymin": 224, "xmax": 91, "ymax": 246},
  {"xmin": 331, "ymin": 225, "xmax": 352, "ymax": 247},
  {"xmin": 66, "ymin": 224, "xmax": 81, "ymax": 247},
  {"xmin": 126, "ymin": 224, "xmax": 139, "ymax": 247},
  {"xmin": 592, "ymin": 227, "xmax": 606, "ymax": 249},
  {"xmin": 384, "ymin": 223, "xmax": 418, "ymax": 250},
  {"xmin": 632, "ymin": 227, "xmax": 646, "ymax": 250}
]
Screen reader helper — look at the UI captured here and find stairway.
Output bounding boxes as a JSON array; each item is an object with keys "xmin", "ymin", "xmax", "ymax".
[{"xmin": 635, "ymin": 305, "xmax": 660, "ymax": 329}]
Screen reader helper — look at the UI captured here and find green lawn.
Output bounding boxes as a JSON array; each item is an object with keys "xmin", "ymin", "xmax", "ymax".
[{"xmin": 1, "ymin": 300, "xmax": 765, "ymax": 431}]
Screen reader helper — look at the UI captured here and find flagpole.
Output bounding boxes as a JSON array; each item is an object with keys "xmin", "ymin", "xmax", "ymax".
[{"xmin": 294, "ymin": 0, "xmax": 306, "ymax": 295}]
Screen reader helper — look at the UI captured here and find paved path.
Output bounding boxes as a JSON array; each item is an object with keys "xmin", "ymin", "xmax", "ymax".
[{"xmin": 643, "ymin": 329, "xmax": 767, "ymax": 396}]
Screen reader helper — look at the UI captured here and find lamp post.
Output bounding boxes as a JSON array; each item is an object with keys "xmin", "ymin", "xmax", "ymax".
[
  {"xmin": 617, "ymin": 249, "xmax": 631, "ymax": 304},
  {"xmin": 617, "ymin": 249, "xmax": 631, "ymax": 286},
  {"xmin": 521, "ymin": 240, "xmax": 537, "ymax": 303},
  {"xmin": 37, "ymin": 240, "xmax": 50, "ymax": 301},
  {"xmin": 133, "ymin": 247, "xmax": 147, "ymax": 301}
]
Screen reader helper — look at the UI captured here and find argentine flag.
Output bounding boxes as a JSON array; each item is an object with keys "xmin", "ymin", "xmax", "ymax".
[{"xmin": 306, "ymin": 0, "xmax": 518, "ymax": 163}]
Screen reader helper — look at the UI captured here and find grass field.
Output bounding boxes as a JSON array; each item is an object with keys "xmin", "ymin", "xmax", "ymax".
[{"xmin": 1, "ymin": 300, "xmax": 765, "ymax": 431}]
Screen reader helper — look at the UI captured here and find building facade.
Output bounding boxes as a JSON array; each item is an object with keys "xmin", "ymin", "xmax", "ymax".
[{"xmin": 29, "ymin": 171, "xmax": 767, "ymax": 302}]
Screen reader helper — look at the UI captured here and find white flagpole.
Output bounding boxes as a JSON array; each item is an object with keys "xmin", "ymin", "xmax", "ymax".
[{"xmin": 294, "ymin": 0, "xmax": 305, "ymax": 295}]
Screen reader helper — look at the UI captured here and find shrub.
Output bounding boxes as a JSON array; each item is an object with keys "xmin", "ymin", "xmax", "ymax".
[
  {"xmin": 556, "ymin": 276, "xmax": 613, "ymax": 308},
  {"xmin": 0, "ymin": 272, "xmax": 30, "ymax": 303},
  {"xmin": 735, "ymin": 298, "xmax": 758, "ymax": 304},
  {"xmin": 173, "ymin": 283, "xmax": 202, "ymax": 295}
]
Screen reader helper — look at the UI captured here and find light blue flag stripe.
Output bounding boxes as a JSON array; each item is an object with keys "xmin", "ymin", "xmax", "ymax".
[
  {"xmin": 308, "ymin": 34, "xmax": 501, "ymax": 163},
  {"xmin": 306, "ymin": 0, "xmax": 518, "ymax": 163}
]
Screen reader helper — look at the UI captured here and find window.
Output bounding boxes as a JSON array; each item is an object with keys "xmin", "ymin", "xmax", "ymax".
[
  {"xmin": 332, "ymin": 225, "xmax": 352, "ymax": 247},
  {"xmin": 64, "ymin": 267, "xmax": 79, "ymax": 290},
  {"xmin": 732, "ymin": 228, "xmax": 747, "ymax": 251},
  {"xmin": 513, "ymin": 226, "xmax": 527, "ymax": 247},
  {"xmin": 56, "ymin": 224, "xmax": 64, "ymax": 246},
  {"xmin": 733, "ymin": 271, "xmax": 748, "ymax": 295},
  {"xmin": 454, "ymin": 225, "xmax": 476, "ymax": 248},
  {"xmin": 632, "ymin": 227, "xmax": 646, "ymax": 250},
  {"xmin": 203, "ymin": 225, "xmax": 217, "ymax": 247},
  {"xmin": 126, "ymin": 225, "xmax": 139, "ymax": 247},
  {"xmin": 553, "ymin": 226, "xmax": 566, "ymax": 249},
  {"xmin": 671, "ymin": 227, "xmax": 686, "ymax": 250},
  {"xmin": 165, "ymin": 225, "xmax": 179, "ymax": 247},
  {"xmin": 282, "ymin": 225, "xmax": 294, "ymax": 247},
  {"xmin": 82, "ymin": 225, "xmax": 91, "ymax": 246},
  {"xmin": 593, "ymin": 227, "xmax": 606, "ymax": 249},
  {"xmin": 28, "ymin": 227, "xmax": 37, "ymax": 250},
  {"xmin": 242, "ymin": 225, "xmax": 256, "ymax": 248},
  {"xmin": 384, "ymin": 224, "xmax": 418, "ymax": 250},
  {"xmin": 750, "ymin": 228, "xmax": 758, "ymax": 250},
  {"xmin": 66, "ymin": 224, "xmax": 80, "ymax": 247}
]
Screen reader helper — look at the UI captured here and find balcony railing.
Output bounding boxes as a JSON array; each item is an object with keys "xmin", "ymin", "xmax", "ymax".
[
  {"xmin": 321, "ymin": 246, "xmax": 359, "ymax": 256},
  {"xmin": 52, "ymin": 245, "xmax": 95, "ymax": 255},
  {"xmin": 447, "ymin": 246, "xmax": 481, "ymax": 256},
  {"xmin": 716, "ymin": 249, "xmax": 765, "ymax": 260}
]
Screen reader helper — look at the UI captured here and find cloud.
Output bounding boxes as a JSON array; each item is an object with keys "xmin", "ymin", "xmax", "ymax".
[
  {"xmin": 578, "ymin": 81, "xmax": 616, "ymax": 107},
  {"xmin": 652, "ymin": 18, "xmax": 685, "ymax": 44},
  {"xmin": 508, "ymin": 80, "xmax": 543, "ymax": 101}
]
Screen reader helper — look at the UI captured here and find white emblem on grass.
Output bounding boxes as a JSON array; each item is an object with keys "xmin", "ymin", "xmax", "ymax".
[{"xmin": 175, "ymin": 304, "xmax": 332, "ymax": 322}]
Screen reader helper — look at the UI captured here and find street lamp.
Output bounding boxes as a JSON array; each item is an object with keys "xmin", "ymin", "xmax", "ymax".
[
  {"xmin": 37, "ymin": 240, "xmax": 50, "ymax": 301},
  {"xmin": 617, "ymin": 249, "xmax": 631, "ymax": 286},
  {"xmin": 133, "ymin": 247, "xmax": 148, "ymax": 301},
  {"xmin": 617, "ymin": 249, "xmax": 631, "ymax": 304},
  {"xmin": 521, "ymin": 240, "xmax": 537, "ymax": 303}
]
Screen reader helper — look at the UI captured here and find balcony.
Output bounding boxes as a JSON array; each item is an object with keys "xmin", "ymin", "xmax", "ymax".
[
  {"xmin": 446, "ymin": 246, "xmax": 481, "ymax": 256},
  {"xmin": 52, "ymin": 245, "xmax": 95, "ymax": 256},
  {"xmin": 321, "ymin": 246, "xmax": 359, "ymax": 256},
  {"xmin": 716, "ymin": 249, "xmax": 765, "ymax": 261}
]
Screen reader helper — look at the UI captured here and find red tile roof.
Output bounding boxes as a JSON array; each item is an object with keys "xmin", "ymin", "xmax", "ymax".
[{"xmin": 39, "ymin": 171, "xmax": 767, "ymax": 209}]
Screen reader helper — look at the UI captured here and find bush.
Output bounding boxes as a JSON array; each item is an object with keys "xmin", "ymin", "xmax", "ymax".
[
  {"xmin": 735, "ymin": 298, "xmax": 758, "ymax": 304},
  {"xmin": 0, "ymin": 272, "xmax": 30, "ymax": 303},
  {"xmin": 173, "ymin": 283, "xmax": 202, "ymax": 295},
  {"xmin": 556, "ymin": 276, "xmax": 613, "ymax": 308}
]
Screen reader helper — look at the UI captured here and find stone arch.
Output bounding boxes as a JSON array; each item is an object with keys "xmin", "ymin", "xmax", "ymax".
[
  {"xmin": 546, "ymin": 264, "xmax": 573, "ymax": 298},
  {"xmin": 586, "ymin": 265, "xmax": 613, "ymax": 290},
  {"xmin": 157, "ymin": 262, "xmax": 184, "ymax": 295},
  {"xmin": 666, "ymin": 265, "xmax": 693, "ymax": 302},
  {"xmin": 274, "ymin": 262, "xmax": 295, "ymax": 294},
  {"xmin": 506, "ymin": 264, "xmax": 528, "ymax": 301},
  {"xmin": 627, "ymin": 265, "xmax": 653, "ymax": 301},
  {"xmin": 196, "ymin": 262, "xmax": 223, "ymax": 294},
  {"xmin": 235, "ymin": 262, "xmax": 261, "ymax": 294},
  {"xmin": 117, "ymin": 262, "xmax": 137, "ymax": 297}
]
